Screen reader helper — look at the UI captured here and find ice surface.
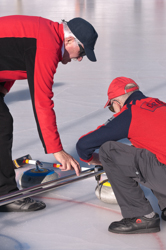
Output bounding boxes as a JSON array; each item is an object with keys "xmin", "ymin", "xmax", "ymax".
[{"xmin": 0, "ymin": 0, "xmax": 166, "ymax": 249}]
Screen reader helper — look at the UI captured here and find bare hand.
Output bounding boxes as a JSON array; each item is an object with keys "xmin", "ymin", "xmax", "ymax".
[
  {"xmin": 53, "ymin": 150, "xmax": 80, "ymax": 176},
  {"xmin": 88, "ymin": 153, "xmax": 102, "ymax": 166}
]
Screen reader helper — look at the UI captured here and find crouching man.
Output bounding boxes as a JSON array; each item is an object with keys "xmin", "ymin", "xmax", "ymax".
[{"xmin": 76, "ymin": 76, "xmax": 166, "ymax": 234}]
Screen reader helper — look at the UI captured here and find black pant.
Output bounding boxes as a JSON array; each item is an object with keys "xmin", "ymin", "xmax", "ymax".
[
  {"xmin": 0, "ymin": 93, "xmax": 18, "ymax": 196},
  {"xmin": 99, "ymin": 141, "xmax": 166, "ymax": 218}
]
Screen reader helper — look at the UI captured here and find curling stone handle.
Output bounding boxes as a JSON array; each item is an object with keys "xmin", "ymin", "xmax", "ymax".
[
  {"xmin": 94, "ymin": 165, "xmax": 103, "ymax": 182},
  {"xmin": 35, "ymin": 160, "xmax": 43, "ymax": 171}
]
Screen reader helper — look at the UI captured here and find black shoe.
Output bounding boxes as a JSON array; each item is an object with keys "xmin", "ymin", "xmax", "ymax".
[
  {"xmin": 108, "ymin": 213, "xmax": 160, "ymax": 234},
  {"xmin": 0, "ymin": 198, "xmax": 46, "ymax": 212},
  {"xmin": 161, "ymin": 208, "xmax": 166, "ymax": 221}
]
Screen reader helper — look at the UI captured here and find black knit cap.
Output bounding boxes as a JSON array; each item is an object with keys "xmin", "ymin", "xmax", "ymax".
[{"xmin": 67, "ymin": 17, "xmax": 98, "ymax": 62}]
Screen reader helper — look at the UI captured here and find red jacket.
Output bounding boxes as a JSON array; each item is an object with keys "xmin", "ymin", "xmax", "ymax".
[
  {"xmin": 77, "ymin": 91, "xmax": 166, "ymax": 165},
  {"xmin": 0, "ymin": 15, "xmax": 64, "ymax": 153}
]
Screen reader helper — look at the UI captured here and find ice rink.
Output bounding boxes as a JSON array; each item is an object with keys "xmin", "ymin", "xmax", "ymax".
[{"xmin": 1, "ymin": 0, "xmax": 166, "ymax": 249}]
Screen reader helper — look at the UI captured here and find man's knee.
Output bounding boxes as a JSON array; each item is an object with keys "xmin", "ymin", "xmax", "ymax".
[
  {"xmin": 99, "ymin": 141, "xmax": 111, "ymax": 161},
  {"xmin": 99, "ymin": 140, "xmax": 127, "ymax": 165}
]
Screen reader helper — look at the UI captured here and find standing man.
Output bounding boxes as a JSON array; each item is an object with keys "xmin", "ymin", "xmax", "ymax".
[
  {"xmin": 0, "ymin": 15, "xmax": 98, "ymax": 211},
  {"xmin": 76, "ymin": 77, "xmax": 166, "ymax": 234}
]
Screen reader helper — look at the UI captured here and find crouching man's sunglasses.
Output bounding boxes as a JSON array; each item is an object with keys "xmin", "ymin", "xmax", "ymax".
[{"xmin": 108, "ymin": 100, "xmax": 121, "ymax": 113}]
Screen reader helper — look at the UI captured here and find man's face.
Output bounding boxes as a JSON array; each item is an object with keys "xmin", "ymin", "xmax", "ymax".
[
  {"xmin": 109, "ymin": 99, "xmax": 122, "ymax": 113},
  {"xmin": 61, "ymin": 37, "xmax": 84, "ymax": 64}
]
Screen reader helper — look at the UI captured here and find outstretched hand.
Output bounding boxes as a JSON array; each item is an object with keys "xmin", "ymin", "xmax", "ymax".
[{"xmin": 53, "ymin": 150, "xmax": 81, "ymax": 176}]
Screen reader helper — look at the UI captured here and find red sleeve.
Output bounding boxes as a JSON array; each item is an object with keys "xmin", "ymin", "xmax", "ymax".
[
  {"xmin": 33, "ymin": 48, "xmax": 63, "ymax": 153},
  {"xmin": 26, "ymin": 19, "xmax": 64, "ymax": 154}
]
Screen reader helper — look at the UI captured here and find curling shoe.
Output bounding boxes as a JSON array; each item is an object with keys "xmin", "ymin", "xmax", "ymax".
[
  {"xmin": 108, "ymin": 213, "xmax": 160, "ymax": 234},
  {"xmin": 161, "ymin": 208, "xmax": 166, "ymax": 221},
  {"xmin": 0, "ymin": 197, "xmax": 46, "ymax": 212}
]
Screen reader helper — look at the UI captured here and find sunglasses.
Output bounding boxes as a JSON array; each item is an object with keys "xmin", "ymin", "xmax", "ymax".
[
  {"xmin": 108, "ymin": 100, "xmax": 121, "ymax": 113},
  {"xmin": 108, "ymin": 103, "xmax": 115, "ymax": 112},
  {"xmin": 78, "ymin": 44, "xmax": 86, "ymax": 57}
]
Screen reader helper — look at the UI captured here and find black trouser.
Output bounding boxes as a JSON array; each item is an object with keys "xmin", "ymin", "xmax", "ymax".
[
  {"xmin": 99, "ymin": 141, "xmax": 166, "ymax": 218},
  {"xmin": 0, "ymin": 93, "xmax": 18, "ymax": 196}
]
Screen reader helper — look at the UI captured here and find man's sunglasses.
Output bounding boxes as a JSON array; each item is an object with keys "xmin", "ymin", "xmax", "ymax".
[
  {"xmin": 78, "ymin": 44, "xmax": 86, "ymax": 57},
  {"xmin": 108, "ymin": 100, "xmax": 121, "ymax": 113},
  {"xmin": 108, "ymin": 103, "xmax": 115, "ymax": 113}
]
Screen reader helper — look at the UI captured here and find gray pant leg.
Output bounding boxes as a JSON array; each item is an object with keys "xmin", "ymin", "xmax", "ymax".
[
  {"xmin": 152, "ymin": 191, "xmax": 166, "ymax": 211},
  {"xmin": 142, "ymin": 155, "xmax": 166, "ymax": 210},
  {"xmin": 99, "ymin": 141, "xmax": 154, "ymax": 218}
]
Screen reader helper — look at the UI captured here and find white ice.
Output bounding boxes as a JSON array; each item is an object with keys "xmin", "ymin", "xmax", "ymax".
[{"xmin": 0, "ymin": 0, "xmax": 166, "ymax": 249}]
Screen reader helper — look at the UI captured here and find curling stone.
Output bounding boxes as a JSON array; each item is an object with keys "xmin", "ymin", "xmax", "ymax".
[
  {"xmin": 19, "ymin": 161, "xmax": 59, "ymax": 188},
  {"xmin": 95, "ymin": 179, "xmax": 117, "ymax": 204}
]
